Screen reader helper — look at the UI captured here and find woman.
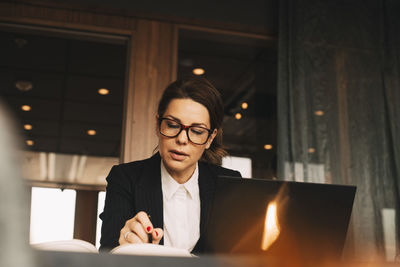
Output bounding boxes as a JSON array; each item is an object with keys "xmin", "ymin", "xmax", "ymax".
[{"xmin": 99, "ymin": 77, "xmax": 241, "ymax": 253}]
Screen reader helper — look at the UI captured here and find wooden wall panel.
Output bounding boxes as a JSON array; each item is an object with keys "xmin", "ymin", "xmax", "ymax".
[
  {"xmin": 73, "ymin": 190, "xmax": 98, "ymax": 244},
  {"xmin": 122, "ymin": 19, "xmax": 178, "ymax": 162},
  {"xmin": 0, "ymin": 1, "xmax": 135, "ymax": 34}
]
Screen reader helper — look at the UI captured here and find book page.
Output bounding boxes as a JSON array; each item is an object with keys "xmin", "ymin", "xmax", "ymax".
[{"xmin": 111, "ymin": 243, "xmax": 192, "ymax": 257}]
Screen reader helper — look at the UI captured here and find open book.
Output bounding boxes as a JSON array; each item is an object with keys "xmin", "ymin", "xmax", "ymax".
[{"xmin": 31, "ymin": 239, "xmax": 192, "ymax": 257}]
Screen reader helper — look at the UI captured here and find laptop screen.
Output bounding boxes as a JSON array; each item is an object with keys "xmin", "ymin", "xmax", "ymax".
[{"xmin": 204, "ymin": 176, "xmax": 356, "ymax": 262}]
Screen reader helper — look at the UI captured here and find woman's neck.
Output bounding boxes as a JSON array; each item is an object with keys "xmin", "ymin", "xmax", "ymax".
[{"xmin": 163, "ymin": 162, "xmax": 196, "ymax": 184}]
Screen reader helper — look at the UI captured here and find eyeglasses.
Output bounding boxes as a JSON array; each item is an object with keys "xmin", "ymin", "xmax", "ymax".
[{"xmin": 158, "ymin": 117, "xmax": 213, "ymax": 145}]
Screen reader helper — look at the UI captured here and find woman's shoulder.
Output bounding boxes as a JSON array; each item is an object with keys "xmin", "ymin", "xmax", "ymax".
[{"xmin": 107, "ymin": 153, "xmax": 161, "ymax": 179}]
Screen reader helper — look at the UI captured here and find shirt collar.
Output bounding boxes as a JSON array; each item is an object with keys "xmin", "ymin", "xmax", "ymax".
[{"xmin": 161, "ymin": 161, "xmax": 199, "ymax": 201}]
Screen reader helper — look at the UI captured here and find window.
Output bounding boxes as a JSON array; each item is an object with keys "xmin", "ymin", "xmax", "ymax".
[
  {"xmin": 0, "ymin": 24, "xmax": 127, "ymax": 246},
  {"xmin": 30, "ymin": 187, "xmax": 76, "ymax": 244},
  {"xmin": 96, "ymin": 191, "xmax": 106, "ymax": 248},
  {"xmin": 222, "ymin": 156, "xmax": 252, "ymax": 178}
]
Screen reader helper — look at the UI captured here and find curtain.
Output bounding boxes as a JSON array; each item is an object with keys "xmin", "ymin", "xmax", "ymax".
[{"xmin": 277, "ymin": 0, "xmax": 400, "ymax": 260}]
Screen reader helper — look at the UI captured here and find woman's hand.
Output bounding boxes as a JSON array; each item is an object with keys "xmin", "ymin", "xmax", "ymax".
[{"xmin": 119, "ymin": 211, "xmax": 164, "ymax": 245}]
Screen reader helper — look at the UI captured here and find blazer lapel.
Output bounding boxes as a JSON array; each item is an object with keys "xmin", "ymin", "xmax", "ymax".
[
  {"xmin": 195, "ymin": 162, "xmax": 217, "ymax": 252},
  {"xmin": 135, "ymin": 153, "xmax": 164, "ymax": 243}
]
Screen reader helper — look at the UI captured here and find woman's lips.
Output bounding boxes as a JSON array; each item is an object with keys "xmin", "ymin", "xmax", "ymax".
[{"xmin": 170, "ymin": 150, "xmax": 188, "ymax": 161}]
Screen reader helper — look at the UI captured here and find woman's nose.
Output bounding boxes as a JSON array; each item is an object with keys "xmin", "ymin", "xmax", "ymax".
[{"xmin": 176, "ymin": 128, "xmax": 189, "ymax": 144}]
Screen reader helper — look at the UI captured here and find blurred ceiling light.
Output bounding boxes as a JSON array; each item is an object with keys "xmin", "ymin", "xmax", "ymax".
[
  {"xmin": 24, "ymin": 124, "xmax": 33, "ymax": 130},
  {"xmin": 15, "ymin": 80, "xmax": 33, "ymax": 92},
  {"xmin": 21, "ymin": 105, "xmax": 31, "ymax": 111},
  {"xmin": 264, "ymin": 144, "xmax": 273, "ymax": 150},
  {"xmin": 98, "ymin": 88, "xmax": 109, "ymax": 95},
  {"xmin": 192, "ymin": 68, "xmax": 205, "ymax": 76},
  {"xmin": 87, "ymin": 129, "xmax": 97, "ymax": 136},
  {"xmin": 241, "ymin": 102, "xmax": 248, "ymax": 110},
  {"xmin": 26, "ymin": 140, "xmax": 34, "ymax": 146},
  {"xmin": 235, "ymin": 113, "xmax": 242, "ymax": 120},
  {"xmin": 308, "ymin": 148, "xmax": 316, "ymax": 153},
  {"xmin": 314, "ymin": 110, "xmax": 324, "ymax": 116}
]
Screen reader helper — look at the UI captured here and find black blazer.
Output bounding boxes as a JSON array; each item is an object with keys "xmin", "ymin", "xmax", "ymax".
[{"xmin": 99, "ymin": 153, "xmax": 241, "ymax": 253}]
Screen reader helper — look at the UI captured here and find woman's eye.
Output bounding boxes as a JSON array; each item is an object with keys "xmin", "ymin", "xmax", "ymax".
[
  {"xmin": 190, "ymin": 127, "xmax": 206, "ymax": 135},
  {"xmin": 167, "ymin": 122, "xmax": 180, "ymax": 128}
]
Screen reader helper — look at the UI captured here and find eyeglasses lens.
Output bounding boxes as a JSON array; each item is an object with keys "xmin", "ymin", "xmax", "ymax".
[{"xmin": 160, "ymin": 119, "xmax": 209, "ymax": 145}]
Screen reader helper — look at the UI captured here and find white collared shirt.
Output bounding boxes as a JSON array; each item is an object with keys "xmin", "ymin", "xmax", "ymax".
[{"xmin": 161, "ymin": 161, "xmax": 200, "ymax": 251}]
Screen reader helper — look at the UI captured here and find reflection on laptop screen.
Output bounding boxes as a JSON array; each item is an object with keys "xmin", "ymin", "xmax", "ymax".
[{"xmin": 204, "ymin": 177, "xmax": 356, "ymax": 262}]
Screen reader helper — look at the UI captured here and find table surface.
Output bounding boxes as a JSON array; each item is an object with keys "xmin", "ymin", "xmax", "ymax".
[{"xmin": 35, "ymin": 250, "xmax": 400, "ymax": 267}]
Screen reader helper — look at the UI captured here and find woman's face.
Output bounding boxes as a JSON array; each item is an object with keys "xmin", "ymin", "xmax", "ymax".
[{"xmin": 157, "ymin": 98, "xmax": 216, "ymax": 183}]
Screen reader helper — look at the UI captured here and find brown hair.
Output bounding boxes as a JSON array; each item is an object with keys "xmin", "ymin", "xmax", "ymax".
[{"xmin": 157, "ymin": 77, "xmax": 227, "ymax": 165}]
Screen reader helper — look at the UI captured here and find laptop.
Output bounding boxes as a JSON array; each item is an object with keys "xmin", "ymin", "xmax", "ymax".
[{"xmin": 203, "ymin": 176, "xmax": 356, "ymax": 262}]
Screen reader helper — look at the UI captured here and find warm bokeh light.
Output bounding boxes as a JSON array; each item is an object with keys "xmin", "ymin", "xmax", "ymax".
[
  {"xmin": 87, "ymin": 129, "xmax": 97, "ymax": 136},
  {"xmin": 235, "ymin": 113, "xmax": 242, "ymax": 120},
  {"xmin": 21, "ymin": 105, "xmax": 31, "ymax": 111},
  {"xmin": 26, "ymin": 140, "xmax": 34, "ymax": 146},
  {"xmin": 24, "ymin": 124, "xmax": 33, "ymax": 130},
  {"xmin": 15, "ymin": 80, "xmax": 33, "ymax": 92},
  {"xmin": 98, "ymin": 88, "xmax": 109, "ymax": 95},
  {"xmin": 264, "ymin": 144, "xmax": 273, "ymax": 150},
  {"xmin": 192, "ymin": 68, "xmax": 205, "ymax": 75},
  {"xmin": 314, "ymin": 110, "xmax": 324, "ymax": 116},
  {"xmin": 261, "ymin": 202, "xmax": 280, "ymax": 251},
  {"xmin": 308, "ymin": 147, "xmax": 316, "ymax": 153},
  {"xmin": 241, "ymin": 102, "xmax": 248, "ymax": 109}
]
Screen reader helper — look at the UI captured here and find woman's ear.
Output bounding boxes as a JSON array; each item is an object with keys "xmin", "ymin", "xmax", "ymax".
[{"xmin": 205, "ymin": 129, "xmax": 218, "ymax": 149}]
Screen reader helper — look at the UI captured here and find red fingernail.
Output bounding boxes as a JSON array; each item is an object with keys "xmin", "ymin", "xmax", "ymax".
[
  {"xmin": 147, "ymin": 226, "xmax": 151, "ymax": 232},
  {"xmin": 155, "ymin": 230, "xmax": 158, "ymax": 237}
]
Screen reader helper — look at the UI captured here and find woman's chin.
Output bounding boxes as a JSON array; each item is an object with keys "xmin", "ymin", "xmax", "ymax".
[
  {"xmin": 163, "ymin": 159, "xmax": 196, "ymax": 181},
  {"xmin": 164, "ymin": 160, "xmax": 187, "ymax": 173}
]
